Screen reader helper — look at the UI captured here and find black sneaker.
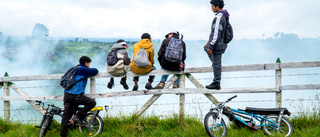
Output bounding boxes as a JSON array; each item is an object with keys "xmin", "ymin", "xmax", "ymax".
[
  {"xmin": 145, "ymin": 83, "xmax": 153, "ymax": 90},
  {"xmin": 205, "ymin": 82, "xmax": 221, "ymax": 90},
  {"xmin": 120, "ymin": 80, "xmax": 129, "ymax": 90},
  {"xmin": 107, "ymin": 81, "xmax": 114, "ymax": 89},
  {"xmin": 132, "ymin": 84, "xmax": 138, "ymax": 91}
]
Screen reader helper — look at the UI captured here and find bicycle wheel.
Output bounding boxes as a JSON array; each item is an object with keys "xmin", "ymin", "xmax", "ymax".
[
  {"xmin": 39, "ymin": 115, "xmax": 52, "ymax": 137},
  {"xmin": 204, "ymin": 112, "xmax": 227, "ymax": 137},
  {"xmin": 79, "ymin": 113, "xmax": 104, "ymax": 136},
  {"xmin": 261, "ymin": 114, "xmax": 293, "ymax": 136}
]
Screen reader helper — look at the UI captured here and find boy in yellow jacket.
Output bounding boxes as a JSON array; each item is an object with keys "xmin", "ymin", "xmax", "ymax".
[{"xmin": 130, "ymin": 33, "xmax": 156, "ymax": 91}]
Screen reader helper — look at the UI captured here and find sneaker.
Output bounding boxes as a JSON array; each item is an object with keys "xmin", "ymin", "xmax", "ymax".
[
  {"xmin": 172, "ymin": 83, "xmax": 179, "ymax": 88},
  {"xmin": 107, "ymin": 81, "xmax": 114, "ymax": 89},
  {"xmin": 205, "ymin": 82, "xmax": 221, "ymax": 90},
  {"xmin": 154, "ymin": 82, "xmax": 165, "ymax": 89},
  {"xmin": 145, "ymin": 83, "xmax": 153, "ymax": 90},
  {"xmin": 71, "ymin": 114, "xmax": 86, "ymax": 126},
  {"xmin": 120, "ymin": 80, "xmax": 129, "ymax": 90},
  {"xmin": 132, "ymin": 84, "xmax": 138, "ymax": 91}
]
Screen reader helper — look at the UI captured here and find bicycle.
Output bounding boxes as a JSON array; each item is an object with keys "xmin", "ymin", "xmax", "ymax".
[
  {"xmin": 204, "ymin": 95, "xmax": 293, "ymax": 137},
  {"xmin": 35, "ymin": 100, "xmax": 106, "ymax": 137}
]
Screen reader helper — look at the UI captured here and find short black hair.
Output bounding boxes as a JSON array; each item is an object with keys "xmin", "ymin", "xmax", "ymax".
[
  {"xmin": 210, "ymin": 0, "xmax": 224, "ymax": 9},
  {"xmin": 141, "ymin": 33, "xmax": 151, "ymax": 39},
  {"xmin": 116, "ymin": 39, "xmax": 125, "ymax": 43},
  {"xmin": 79, "ymin": 56, "xmax": 91, "ymax": 64}
]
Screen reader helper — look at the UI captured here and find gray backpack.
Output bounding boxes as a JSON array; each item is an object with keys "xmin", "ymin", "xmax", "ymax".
[
  {"xmin": 164, "ymin": 38, "xmax": 183, "ymax": 63},
  {"xmin": 60, "ymin": 65, "xmax": 85, "ymax": 90},
  {"xmin": 133, "ymin": 48, "xmax": 149, "ymax": 68}
]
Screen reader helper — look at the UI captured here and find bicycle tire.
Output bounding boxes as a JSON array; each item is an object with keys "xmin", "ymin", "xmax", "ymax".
[
  {"xmin": 39, "ymin": 115, "xmax": 52, "ymax": 137},
  {"xmin": 79, "ymin": 113, "xmax": 104, "ymax": 136},
  {"xmin": 261, "ymin": 114, "xmax": 293, "ymax": 137},
  {"xmin": 204, "ymin": 112, "xmax": 227, "ymax": 137}
]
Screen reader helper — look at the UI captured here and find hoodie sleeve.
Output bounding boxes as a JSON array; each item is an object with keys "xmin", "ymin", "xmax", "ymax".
[
  {"xmin": 182, "ymin": 40, "xmax": 186, "ymax": 62},
  {"xmin": 77, "ymin": 67, "xmax": 99, "ymax": 77},
  {"xmin": 208, "ymin": 13, "xmax": 224, "ymax": 50},
  {"xmin": 122, "ymin": 52, "xmax": 131, "ymax": 65},
  {"xmin": 157, "ymin": 38, "xmax": 170, "ymax": 63},
  {"xmin": 149, "ymin": 47, "xmax": 155, "ymax": 65}
]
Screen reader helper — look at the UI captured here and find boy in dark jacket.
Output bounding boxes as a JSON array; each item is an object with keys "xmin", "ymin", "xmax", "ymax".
[
  {"xmin": 205, "ymin": 0, "xmax": 230, "ymax": 90},
  {"xmin": 154, "ymin": 31, "xmax": 186, "ymax": 89},
  {"xmin": 60, "ymin": 56, "xmax": 99, "ymax": 137}
]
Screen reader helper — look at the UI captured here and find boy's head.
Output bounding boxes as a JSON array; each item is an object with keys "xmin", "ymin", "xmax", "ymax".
[
  {"xmin": 165, "ymin": 31, "xmax": 180, "ymax": 39},
  {"xmin": 79, "ymin": 56, "xmax": 91, "ymax": 67},
  {"xmin": 117, "ymin": 39, "xmax": 127, "ymax": 48},
  {"xmin": 141, "ymin": 33, "xmax": 151, "ymax": 41},
  {"xmin": 210, "ymin": 0, "xmax": 224, "ymax": 13}
]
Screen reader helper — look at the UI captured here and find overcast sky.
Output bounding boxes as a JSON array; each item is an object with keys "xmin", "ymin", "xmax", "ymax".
[{"xmin": 1, "ymin": 0, "xmax": 320, "ymax": 40}]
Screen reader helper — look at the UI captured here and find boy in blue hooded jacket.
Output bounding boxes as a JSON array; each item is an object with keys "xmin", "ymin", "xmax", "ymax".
[
  {"xmin": 205, "ymin": 0, "xmax": 230, "ymax": 90},
  {"xmin": 60, "ymin": 56, "xmax": 98, "ymax": 137}
]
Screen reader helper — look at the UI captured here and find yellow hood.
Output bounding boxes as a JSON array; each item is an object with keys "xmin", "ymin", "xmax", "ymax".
[{"xmin": 130, "ymin": 39, "xmax": 155, "ymax": 74}]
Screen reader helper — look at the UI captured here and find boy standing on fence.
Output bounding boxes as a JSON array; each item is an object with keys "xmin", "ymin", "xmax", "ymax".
[
  {"xmin": 60, "ymin": 56, "xmax": 98, "ymax": 137},
  {"xmin": 205, "ymin": 0, "xmax": 230, "ymax": 90}
]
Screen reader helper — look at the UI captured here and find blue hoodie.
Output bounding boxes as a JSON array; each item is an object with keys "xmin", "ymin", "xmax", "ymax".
[
  {"xmin": 64, "ymin": 63, "xmax": 98, "ymax": 95},
  {"xmin": 208, "ymin": 9, "xmax": 230, "ymax": 54}
]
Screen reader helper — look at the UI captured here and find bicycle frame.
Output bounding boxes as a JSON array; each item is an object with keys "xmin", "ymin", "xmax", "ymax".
[
  {"xmin": 210, "ymin": 96, "xmax": 282, "ymax": 129},
  {"xmin": 86, "ymin": 106, "xmax": 103, "ymax": 128},
  {"xmin": 205, "ymin": 95, "xmax": 293, "ymax": 137},
  {"xmin": 229, "ymin": 108, "xmax": 280, "ymax": 129}
]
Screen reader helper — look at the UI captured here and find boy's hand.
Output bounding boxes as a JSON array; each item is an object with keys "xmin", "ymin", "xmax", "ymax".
[{"xmin": 207, "ymin": 49, "xmax": 212, "ymax": 55}]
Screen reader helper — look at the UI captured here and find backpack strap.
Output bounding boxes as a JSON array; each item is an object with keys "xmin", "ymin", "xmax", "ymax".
[{"xmin": 74, "ymin": 65, "xmax": 86, "ymax": 83}]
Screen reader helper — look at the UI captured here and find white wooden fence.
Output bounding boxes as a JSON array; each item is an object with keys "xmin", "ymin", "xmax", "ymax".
[{"xmin": 1, "ymin": 60, "xmax": 320, "ymax": 121}]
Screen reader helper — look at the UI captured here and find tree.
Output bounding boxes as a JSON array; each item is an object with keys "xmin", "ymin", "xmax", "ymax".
[
  {"xmin": 31, "ymin": 23, "xmax": 49, "ymax": 39},
  {"xmin": 5, "ymin": 37, "xmax": 14, "ymax": 47},
  {"xmin": 0, "ymin": 32, "xmax": 3, "ymax": 42}
]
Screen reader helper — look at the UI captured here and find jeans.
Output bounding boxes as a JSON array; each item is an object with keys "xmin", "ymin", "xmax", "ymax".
[{"xmin": 160, "ymin": 74, "xmax": 180, "ymax": 85}]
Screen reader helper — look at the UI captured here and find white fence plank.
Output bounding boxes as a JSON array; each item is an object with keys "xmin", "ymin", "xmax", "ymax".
[
  {"xmin": 0, "ymin": 87, "xmax": 280, "ymax": 101},
  {"xmin": 281, "ymin": 84, "xmax": 320, "ymax": 90},
  {"xmin": 1, "ymin": 61, "xmax": 320, "ymax": 82}
]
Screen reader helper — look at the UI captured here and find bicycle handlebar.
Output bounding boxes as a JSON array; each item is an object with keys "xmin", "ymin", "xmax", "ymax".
[
  {"xmin": 35, "ymin": 100, "xmax": 42, "ymax": 106},
  {"xmin": 226, "ymin": 95, "xmax": 237, "ymax": 103}
]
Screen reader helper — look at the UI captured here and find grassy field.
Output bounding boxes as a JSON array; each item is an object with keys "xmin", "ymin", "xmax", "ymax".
[{"xmin": 1, "ymin": 113, "xmax": 320, "ymax": 137}]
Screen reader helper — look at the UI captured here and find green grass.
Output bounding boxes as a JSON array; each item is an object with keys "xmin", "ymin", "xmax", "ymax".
[{"xmin": 1, "ymin": 113, "xmax": 320, "ymax": 137}]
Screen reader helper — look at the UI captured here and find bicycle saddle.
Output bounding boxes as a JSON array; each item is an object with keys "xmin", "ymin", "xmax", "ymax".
[{"xmin": 245, "ymin": 107, "xmax": 291, "ymax": 116}]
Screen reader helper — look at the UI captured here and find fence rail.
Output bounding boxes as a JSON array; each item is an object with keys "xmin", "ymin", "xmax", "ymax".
[{"xmin": 1, "ymin": 60, "xmax": 320, "ymax": 121}]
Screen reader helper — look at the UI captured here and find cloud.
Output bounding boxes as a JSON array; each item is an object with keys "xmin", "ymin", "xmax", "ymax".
[{"xmin": 0, "ymin": 0, "xmax": 319, "ymax": 40}]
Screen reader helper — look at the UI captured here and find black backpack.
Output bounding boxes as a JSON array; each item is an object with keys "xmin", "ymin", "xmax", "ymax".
[
  {"xmin": 60, "ymin": 65, "xmax": 84, "ymax": 90},
  {"xmin": 164, "ymin": 38, "xmax": 183, "ymax": 63},
  {"xmin": 107, "ymin": 50, "xmax": 118, "ymax": 66},
  {"xmin": 224, "ymin": 19, "xmax": 233, "ymax": 43}
]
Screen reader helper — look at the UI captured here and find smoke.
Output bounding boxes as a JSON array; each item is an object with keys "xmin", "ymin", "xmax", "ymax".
[{"xmin": 1, "ymin": 30, "xmax": 320, "ymax": 122}]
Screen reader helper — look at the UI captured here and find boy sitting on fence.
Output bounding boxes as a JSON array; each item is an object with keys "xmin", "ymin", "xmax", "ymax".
[{"xmin": 106, "ymin": 39, "xmax": 131, "ymax": 90}]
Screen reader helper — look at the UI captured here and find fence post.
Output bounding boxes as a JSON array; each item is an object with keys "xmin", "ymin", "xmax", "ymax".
[
  {"xmin": 3, "ymin": 72, "xmax": 10, "ymax": 121},
  {"xmin": 275, "ymin": 58, "xmax": 282, "ymax": 108},
  {"xmin": 179, "ymin": 74, "xmax": 185, "ymax": 120},
  {"xmin": 90, "ymin": 78, "xmax": 96, "ymax": 95}
]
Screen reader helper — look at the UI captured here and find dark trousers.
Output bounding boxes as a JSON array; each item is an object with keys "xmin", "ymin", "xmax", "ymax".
[
  {"xmin": 133, "ymin": 76, "xmax": 155, "ymax": 83},
  {"xmin": 204, "ymin": 45, "xmax": 222, "ymax": 83},
  {"xmin": 60, "ymin": 93, "xmax": 96, "ymax": 137},
  {"xmin": 211, "ymin": 54, "xmax": 222, "ymax": 83},
  {"xmin": 133, "ymin": 66, "xmax": 156, "ymax": 83}
]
